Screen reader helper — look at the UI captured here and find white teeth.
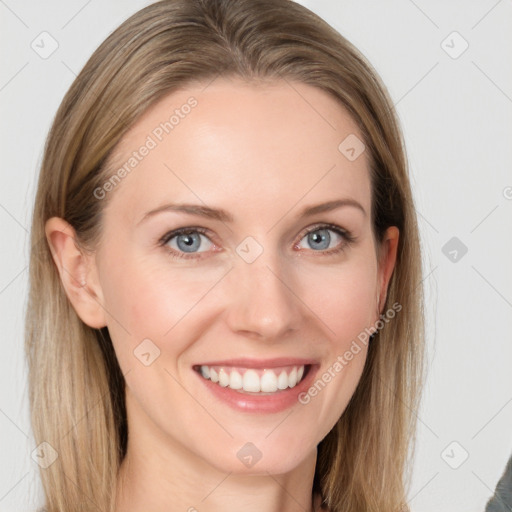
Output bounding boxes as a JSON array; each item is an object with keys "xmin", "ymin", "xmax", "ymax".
[
  {"xmin": 260, "ymin": 370, "xmax": 278, "ymax": 392},
  {"xmin": 197, "ymin": 364, "xmax": 306, "ymax": 393},
  {"xmin": 277, "ymin": 371, "xmax": 288, "ymax": 390},
  {"xmin": 243, "ymin": 369, "xmax": 261, "ymax": 392},
  {"xmin": 288, "ymin": 367, "xmax": 297, "ymax": 387},
  {"xmin": 229, "ymin": 370, "xmax": 243, "ymax": 390},
  {"xmin": 218, "ymin": 368, "xmax": 230, "ymax": 387}
]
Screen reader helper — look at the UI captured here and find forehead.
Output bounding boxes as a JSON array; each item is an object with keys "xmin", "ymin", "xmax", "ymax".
[{"xmin": 103, "ymin": 77, "xmax": 371, "ymax": 226}]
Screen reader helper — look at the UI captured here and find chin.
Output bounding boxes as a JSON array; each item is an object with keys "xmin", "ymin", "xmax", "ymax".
[{"xmin": 200, "ymin": 435, "xmax": 317, "ymax": 476}]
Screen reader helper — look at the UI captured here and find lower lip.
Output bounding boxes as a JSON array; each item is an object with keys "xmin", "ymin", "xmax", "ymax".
[{"xmin": 194, "ymin": 365, "xmax": 318, "ymax": 413}]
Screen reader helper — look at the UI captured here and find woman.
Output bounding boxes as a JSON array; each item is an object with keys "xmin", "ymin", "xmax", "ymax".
[{"xmin": 25, "ymin": 0, "xmax": 425, "ymax": 511}]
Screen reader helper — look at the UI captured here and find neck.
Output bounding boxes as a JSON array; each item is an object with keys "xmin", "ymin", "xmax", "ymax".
[{"xmin": 115, "ymin": 389, "xmax": 320, "ymax": 512}]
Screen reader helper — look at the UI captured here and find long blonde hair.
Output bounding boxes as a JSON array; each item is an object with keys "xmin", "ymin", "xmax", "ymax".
[{"xmin": 25, "ymin": 1, "xmax": 425, "ymax": 510}]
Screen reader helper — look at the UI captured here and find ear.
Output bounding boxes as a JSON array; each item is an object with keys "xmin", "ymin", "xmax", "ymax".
[
  {"xmin": 45, "ymin": 217, "xmax": 107, "ymax": 329},
  {"xmin": 376, "ymin": 226, "xmax": 399, "ymax": 315}
]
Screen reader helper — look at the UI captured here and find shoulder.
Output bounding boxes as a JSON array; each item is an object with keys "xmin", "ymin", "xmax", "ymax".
[{"xmin": 485, "ymin": 454, "xmax": 512, "ymax": 512}]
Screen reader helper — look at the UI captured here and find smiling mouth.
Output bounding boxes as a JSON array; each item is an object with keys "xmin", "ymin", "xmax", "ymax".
[{"xmin": 193, "ymin": 364, "xmax": 311, "ymax": 394}]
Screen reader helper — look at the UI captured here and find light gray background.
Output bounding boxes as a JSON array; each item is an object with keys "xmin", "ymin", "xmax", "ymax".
[{"xmin": 1, "ymin": 1, "xmax": 511, "ymax": 511}]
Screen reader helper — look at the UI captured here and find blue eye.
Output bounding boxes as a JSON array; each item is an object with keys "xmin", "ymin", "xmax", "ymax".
[
  {"xmin": 161, "ymin": 228, "xmax": 214, "ymax": 257},
  {"xmin": 298, "ymin": 227, "xmax": 340, "ymax": 251},
  {"xmin": 159, "ymin": 223, "xmax": 355, "ymax": 260},
  {"xmin": 294, "ymin": 224, "xmax": 355, "ymax": 254}
]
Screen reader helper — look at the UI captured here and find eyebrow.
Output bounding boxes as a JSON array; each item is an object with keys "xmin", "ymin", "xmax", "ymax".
[{"xmin": 137, "ymin": 198, "xmax": 366, "ymax": 226}]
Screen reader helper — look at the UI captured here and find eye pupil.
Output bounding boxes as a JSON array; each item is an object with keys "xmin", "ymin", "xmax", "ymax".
[
  {"xmin": 308, "ymin": 229, "xmax": 330, "ymax": 250},
  {"xmin": 177, "ymin": 232, "xmax": 201, "ymax": 252}
]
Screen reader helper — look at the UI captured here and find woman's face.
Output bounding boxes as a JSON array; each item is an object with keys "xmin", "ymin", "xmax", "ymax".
[{"xmin": 83, "ymin": 77, "xmax": 398, "ymax": 475}]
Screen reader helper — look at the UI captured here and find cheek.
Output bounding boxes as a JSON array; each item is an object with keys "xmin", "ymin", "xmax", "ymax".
[
  {"xmin": 299, "ymin": 256, "xmax": 377, "ymax": 342},
  {"xmin": 294, "ymin": 257, "xmax": 376, "ymax": 423},
  {"xmin": 99, "ymin": 254, "xmax": 226, "ymax": 365},
  {"xmin": 101, "ymin": 248, "xmax": 376, "ymax": 363}
]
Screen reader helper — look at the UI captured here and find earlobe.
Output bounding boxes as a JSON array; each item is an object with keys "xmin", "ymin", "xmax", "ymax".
[
  {"xmin": 377, "ymin": 226, "xmax": 400, "ymax": 314},
  {"xmin": 44, "ymin": 217, "xmax": 107, "ymax": 329}
]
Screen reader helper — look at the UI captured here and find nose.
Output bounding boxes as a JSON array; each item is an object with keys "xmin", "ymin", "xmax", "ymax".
[{"xmin": 224, "ymin": 251, "xmax": 302, "ymax": 341}]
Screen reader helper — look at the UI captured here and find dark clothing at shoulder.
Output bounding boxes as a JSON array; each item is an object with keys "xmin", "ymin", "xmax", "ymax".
[{"xmin": 486, "ymin": 454, "xmax": 512, "ymax": 512}]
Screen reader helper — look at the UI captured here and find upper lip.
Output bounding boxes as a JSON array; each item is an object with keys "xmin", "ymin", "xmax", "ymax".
[{"xmin": 194, "ymin": 357, "xmax": 317, "ymax": 369}]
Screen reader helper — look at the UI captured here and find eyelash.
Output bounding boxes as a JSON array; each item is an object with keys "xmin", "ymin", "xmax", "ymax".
[{"xmin": 158, "ymin": 223, "xmax": 357, "ymax": 261}]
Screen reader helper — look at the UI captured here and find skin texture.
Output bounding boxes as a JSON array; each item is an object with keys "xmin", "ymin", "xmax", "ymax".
[{"xmin": 46, "ymin": 77, "xmax": 399, "ymax": 512}]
